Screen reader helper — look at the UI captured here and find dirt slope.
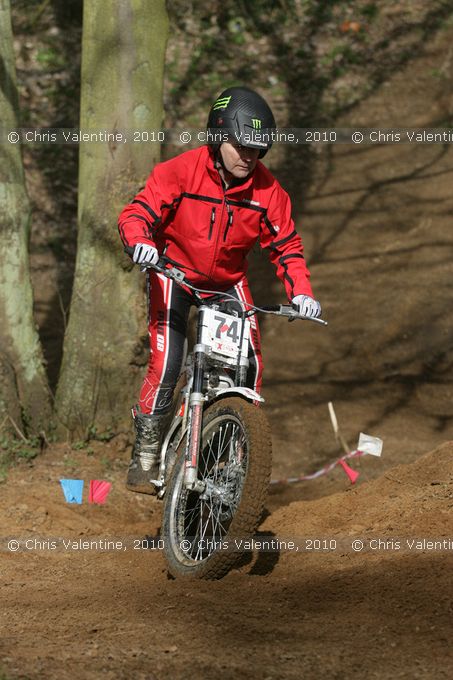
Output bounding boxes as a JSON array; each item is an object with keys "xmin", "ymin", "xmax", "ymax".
[{"xmin": 1, "ymin": 441, "xmax": 452, "ymax": 679}]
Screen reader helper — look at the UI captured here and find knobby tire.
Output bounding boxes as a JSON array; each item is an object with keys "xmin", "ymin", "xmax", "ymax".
[{"xmin": 161, "ymin": 397, "xmax": 272, "ymax": 579}]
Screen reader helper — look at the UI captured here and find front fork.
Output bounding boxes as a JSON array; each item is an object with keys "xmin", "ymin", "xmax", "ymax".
[{"xmin": 184, "ymin": 342, "xmax": 207, "ymax": 492}]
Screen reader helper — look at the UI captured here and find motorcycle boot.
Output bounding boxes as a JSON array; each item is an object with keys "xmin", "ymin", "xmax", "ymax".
[{"xmin": 126, "ymin": 406, "xmax": 168, "ymax": 495}]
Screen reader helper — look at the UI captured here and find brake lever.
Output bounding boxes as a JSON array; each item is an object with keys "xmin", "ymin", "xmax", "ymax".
[
  {"xmin": 289, "ymin": 315, "xmax": 328, "ymax": 325},
  {"xmin": 284, "ymin": 305, "xmax": 328, "ymax": 325}
]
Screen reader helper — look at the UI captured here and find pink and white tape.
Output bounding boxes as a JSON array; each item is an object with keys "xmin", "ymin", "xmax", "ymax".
[{"xmin": 270, "ymin": 449, "xmax": 365, "ymax": 486}]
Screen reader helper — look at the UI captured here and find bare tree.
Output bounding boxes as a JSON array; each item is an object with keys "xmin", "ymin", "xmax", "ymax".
[
  {"xmin": 55, "ymin": 0, "xmax": 169, "ymax": 437},
  {"xmin": 0, "ymin": 0, "xmax": 51, "ymax": 434}
]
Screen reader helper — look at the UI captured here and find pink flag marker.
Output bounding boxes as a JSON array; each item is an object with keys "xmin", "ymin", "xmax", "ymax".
[
  {"xmin": 89, "ymin": 480, "xmax": 112, "ymax": 504},
  {"xmin": 338, "ymin": 459, "xmax": 360, "ymax": 484}
]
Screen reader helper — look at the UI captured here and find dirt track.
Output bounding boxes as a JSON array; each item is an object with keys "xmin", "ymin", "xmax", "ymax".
[{"xmin": 1, "ymin": 441, "xmax": 452, "ymax": 679}]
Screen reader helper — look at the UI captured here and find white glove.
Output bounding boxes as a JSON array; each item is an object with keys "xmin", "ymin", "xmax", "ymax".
[
  {"xmin": 132, "ymin": 242, "xmax": 159, "ymax": 266},
  {"xmin": 292, "ymin": 294, "xmax": 322, "ymax": 318}
]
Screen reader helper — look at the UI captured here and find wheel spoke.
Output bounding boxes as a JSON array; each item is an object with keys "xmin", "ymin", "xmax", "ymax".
[{"xmin": 195, "ymin": 501, "xmax": 208, "ymax": 560}]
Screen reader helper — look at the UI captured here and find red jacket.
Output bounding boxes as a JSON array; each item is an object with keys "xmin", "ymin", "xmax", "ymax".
[{"xmin": 118, "ymin": 145, "xmax": 313, "ymax": 299}]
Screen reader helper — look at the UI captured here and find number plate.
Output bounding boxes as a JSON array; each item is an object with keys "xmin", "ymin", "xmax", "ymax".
[{"xmin": 200, "ymin": 308, "xmax": 250, "ymax": 359}]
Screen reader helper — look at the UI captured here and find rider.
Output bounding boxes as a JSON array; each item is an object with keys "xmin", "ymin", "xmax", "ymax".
[{"xmin": 118, "ymin": 86, "xmax": 322, "ymax": 494}]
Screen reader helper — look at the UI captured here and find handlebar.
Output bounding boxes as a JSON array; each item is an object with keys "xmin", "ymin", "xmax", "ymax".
[
  {"xmin": 124, "ymin": 246, "xmax": 328, "ymax": 326},
  {"xmin": 256, "ymin": 304, "xmax": 327, "ymax": 325}
]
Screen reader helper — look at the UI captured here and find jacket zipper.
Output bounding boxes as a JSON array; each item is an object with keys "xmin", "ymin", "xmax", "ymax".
[
  {"xmin": 223, "ymin": 208, "xmax": 233, "ymax": 241},
  {"xmin": 208, "ymin": 196, "xmax": 226, "ymax": 279},
  {"xmin": 208, "ymin": 207, "xmax": 216, "ymax": 240}
]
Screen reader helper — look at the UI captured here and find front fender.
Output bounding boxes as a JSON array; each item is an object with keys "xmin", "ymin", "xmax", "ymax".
[{"xmin": 208, "ymin": 386, "xmax": 264, "ymax": 404}]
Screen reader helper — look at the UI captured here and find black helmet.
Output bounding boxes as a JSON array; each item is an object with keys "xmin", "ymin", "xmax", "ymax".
[{"xmin": 207, "ymin": 86, "xmax": 276, "ymax": 158}]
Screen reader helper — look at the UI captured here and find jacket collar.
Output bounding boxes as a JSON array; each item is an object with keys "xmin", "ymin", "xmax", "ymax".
[{"xmin": 205, "ymin": 145, "xmax": 255, "ymax": 195}]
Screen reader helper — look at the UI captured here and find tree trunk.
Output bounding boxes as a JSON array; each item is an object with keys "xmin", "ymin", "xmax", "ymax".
[
  {"xmin": 0, "ymin": 0, "xmax": 51, "ymax": 434},
  {"xmin": 55, "ymin": 0, "xmax": 168, "ymax": 437}
]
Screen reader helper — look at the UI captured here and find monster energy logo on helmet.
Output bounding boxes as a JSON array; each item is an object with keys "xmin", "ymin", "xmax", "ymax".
[
  {"xmin": 212, "ymin": 96, "xmax": 232, "ymax": 110},
  {"xmin": 207, "ymin": 86, "xmax": 276, "ymax": 158}
]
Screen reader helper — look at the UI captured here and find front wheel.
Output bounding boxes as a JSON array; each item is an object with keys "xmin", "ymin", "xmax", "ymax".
[{"xmin": 161, "ymin": 397, "xmax": 272, "ymax": 579}]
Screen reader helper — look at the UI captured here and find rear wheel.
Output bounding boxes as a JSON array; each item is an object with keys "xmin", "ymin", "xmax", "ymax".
[{"xmin": 161, "ymin": 397, "xmax": 272, "ymax": 579}]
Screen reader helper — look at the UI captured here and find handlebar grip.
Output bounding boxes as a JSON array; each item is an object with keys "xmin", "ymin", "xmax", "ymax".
[{"xmin": 124, "ymin": 245, "xmax": 169, "ymax": 272}]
